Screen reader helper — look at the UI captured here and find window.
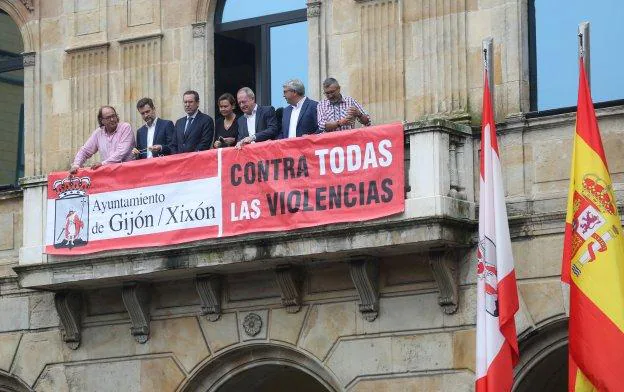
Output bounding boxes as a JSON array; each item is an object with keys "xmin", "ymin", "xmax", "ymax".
[
  {"xmin": 214, "ymin": 1, "xmax": 308, "ymax": 111},
  {"xmin": 0, "ymin": 10, "xmax": 24, "ymax": 188},
  {"xmin": 529, "ymin": 0, "xmax": 624, "ymax": 111}
]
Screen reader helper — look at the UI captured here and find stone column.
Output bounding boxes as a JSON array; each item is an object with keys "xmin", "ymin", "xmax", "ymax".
[
  {"xmin": 118, "ymin": 34, "xmax": 163, "ymax": 127},
  {"xmin": 192, "ymin": 22, "xmax": 212, "ymax": 117},
  {"xmin": 404, "ymin": 120, "xmax": 474, "ymax": 218},
  {"xmin": 22, "ymin": 51, "xmax": 39, "ymax": 177},
  {"xmin": 66, "ymin": 43, "xmax": 110, "ymax": 162},
  {"xmin": 404, "ymin": 0, "xmax": 469, "ymax": 121},
  {"xmin": 19, "ymin": 176, "xmax": 47, "ymax": 265},
  {"xmin": 307, "ymin": 0, "xmax": 323, "ymax": 101},
  {"xmin": 356, "ymin": 0, "xmax": 405, "ymax": 124}
]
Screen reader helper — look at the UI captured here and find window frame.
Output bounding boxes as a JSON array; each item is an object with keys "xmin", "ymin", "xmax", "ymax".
[
  {"xmin": 214, "ymin": 1, "xmax": 307, "ymax": 105},
  {"xmin": 528, "ymin": 0, "xmax": 624, "ymax": 114},
  {"xmin": 0, "ymin": 21, "xmax": 24, "ymax": 189}
]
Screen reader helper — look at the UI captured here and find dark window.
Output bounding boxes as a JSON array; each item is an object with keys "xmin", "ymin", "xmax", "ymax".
[
  {"xmin": 214, "ymin": 1, "xmax": 308, "ymax": 111},
  {"xmin": 529, "ymin": 0, "xmax": 624, "ymax": 111},
  {"xmin": 0, "ymin": 10, "xmax": 24, "ymax": 188}
]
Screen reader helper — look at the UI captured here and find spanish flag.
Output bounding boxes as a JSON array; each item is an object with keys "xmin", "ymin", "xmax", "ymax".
[{"xmin": 561, "ymin": 59, "xmax": 624, "ymax": 391}]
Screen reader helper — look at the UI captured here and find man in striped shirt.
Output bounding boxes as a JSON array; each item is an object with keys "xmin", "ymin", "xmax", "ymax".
[{"xmin": 317, "ymin": 77, "xmax": 371, "ymax": 132}]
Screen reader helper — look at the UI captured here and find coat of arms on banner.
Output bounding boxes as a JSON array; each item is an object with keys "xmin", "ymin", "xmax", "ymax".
[
  {"xmin": 477, "ymin": 236, "xmax": 499, "ymax": 317},
  {"xmin": 570, "ymin": 174, "xmax": 620, "ymax": 277},
  {"xmin": 52, "ymin": 176, "xmax": 91, "ymax": 249}
]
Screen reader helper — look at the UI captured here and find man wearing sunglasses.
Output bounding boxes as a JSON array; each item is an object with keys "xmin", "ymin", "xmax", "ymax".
[{"xmin": 70, "ymin": 105, "xmax": 135, "ymax": 174}]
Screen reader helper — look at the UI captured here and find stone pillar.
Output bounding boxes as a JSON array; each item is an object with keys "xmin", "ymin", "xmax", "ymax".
[
  {"xmin": 19, "ymin": 177, "xmax": 47, "ymax": 266},
  {"xmin": 192, "ymin": 22, "xmax": 211, "ymax": 117},
  {"xmin": 66, "ymin": 43, "xmax": 110, "ymax": 164},
  {"xmin": 356, "ymin": 0, "xmax": 405, "ymax": 124},
  {"xmin": 118, "ymin": 34, "xmax": 163, "ymax": 127},
  {"xmin": 307, "ymin": 0, "xmax": 323, "ymax": 101},
  {"xmin": 22, "ymin": 51, "xmax": 39, "ymax": 177},
  {"xmin": 404, "ymin": 0, "xmax": 469, "ymax": 121},
  {"xmin": 404, "ymin": 120, "xmax": 474, "ymax": 218}
]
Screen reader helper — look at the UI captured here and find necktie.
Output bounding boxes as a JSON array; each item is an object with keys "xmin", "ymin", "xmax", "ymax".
[{"xmin": 184, "ymin": 116, "xmax": 193, "ymax": 134}]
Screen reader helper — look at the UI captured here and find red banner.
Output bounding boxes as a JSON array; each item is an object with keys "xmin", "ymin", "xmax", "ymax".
[{"xmin": 45, "ymin": 123, "xmax": 405, "ymax": 255}]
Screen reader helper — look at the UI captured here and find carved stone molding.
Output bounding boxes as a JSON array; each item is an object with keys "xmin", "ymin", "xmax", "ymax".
[
  {"xmin": 307, "ymin": 1, "xmax": 321, "ymax": 18},
  {"xmin": 349, "ymin": 259, "xmax": 379, "ymax": 321},
  {"xmin": 54, "ymin": 291, "xmax": 82, "ymax": 350},
  {"xmin": 20, "ymin": 0, "xmax": 34, "ymax": 11},
  {"xmin": 192, "ymin": 22, "xmax": 206, "ymax": 38},
  {"xmin": 195, "ymin": 274, "xmax": 222, "ymax": 321},
  {"xmin": 122, "ymin": 282, "xmax": 151, "ymax": 343},
  {"xmin": 242, "ymin": 313, "xmax": 262, "ymax": 337},
  {"xmin": 429, "ymin": 249, "xmax": 459, "ymax": 314},
  {"xmin": 22, "ymin": 52, "xmax": 35, "ymax": 67},
  {"xmin": 275, "ymin": 265, "xmax": 302, "ymax": 313}
]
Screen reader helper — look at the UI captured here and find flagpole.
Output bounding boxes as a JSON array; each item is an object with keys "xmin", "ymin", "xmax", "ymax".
[
  {"xmin": 476, "ymin": 35, "xmax": 519, "ymax": 392},
  {"xmin": 482, "ymin": 37, "xmax": 494, "ymax": 108},
  {"xmin": 578, "ymin": 21, "xmax": 590, "ymax": 90}
]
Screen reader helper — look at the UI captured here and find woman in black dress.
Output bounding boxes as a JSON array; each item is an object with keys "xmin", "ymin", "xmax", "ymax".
[{"xmin": 213, "ymin": 93, "xmax": 239, "ymax": 148}]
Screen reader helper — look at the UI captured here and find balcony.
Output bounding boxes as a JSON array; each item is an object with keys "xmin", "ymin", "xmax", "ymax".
[{"xmin": 14, "ymin": 120, "xmax": 475, "ymax": 346}]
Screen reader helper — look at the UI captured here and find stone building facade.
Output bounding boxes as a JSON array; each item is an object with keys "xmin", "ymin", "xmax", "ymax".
[{"xmin": 0, "ymin": 0, "xmax": 621, "ymax": 390}]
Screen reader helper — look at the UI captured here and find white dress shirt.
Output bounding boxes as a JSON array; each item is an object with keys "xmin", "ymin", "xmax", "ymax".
[
  {"xmin": 288, "ymin": 96, "xmax": 307, "ymax": 138},
  {"xmin": 245, "ymin": 104, "xmax": 258, "ymax": 138},
  {"xmin": 145, "ymin": 117, "xmax": 158, "ymax": 158}
]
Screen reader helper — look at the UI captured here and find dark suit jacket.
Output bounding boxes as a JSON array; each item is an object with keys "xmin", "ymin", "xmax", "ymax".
[
  {"xmin": 280, "ymin": 98, "xmax": 319, "ymax": 139},
  {"xmin": 171, "ymin": 111, "xmax": 215, "ymax": 154},
  {"xmin": 236, "ymin": 105, "xmax": 279, "ymax": 142},
  {"xmin": 135, "ymin": 118, "xmax": 175, "ymax": 159}
]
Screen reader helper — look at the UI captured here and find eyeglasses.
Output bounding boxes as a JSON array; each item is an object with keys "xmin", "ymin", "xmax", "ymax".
[{"xmin": 102, "ymin": 114, "xmax": 118, "ymax": 121}]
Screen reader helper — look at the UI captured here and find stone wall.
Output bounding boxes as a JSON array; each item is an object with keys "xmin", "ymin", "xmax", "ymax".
[
  {"xmin": 38, "ymin": 0, "xmax": 201, "ymax": 175},
  {"xmin": 0, "ymin": 0, "xmax": 621, "ymax": 390},
  {"xmin": 0, "ymin": 246, "xmax": 569, "ymax": 391},
  {"xmin": 15, "ymin": 0, "xmax": 532, "ymax": 175},
  {"xmin": 0, "ymin": 192, "xmax": 22, "ymax": 278}
]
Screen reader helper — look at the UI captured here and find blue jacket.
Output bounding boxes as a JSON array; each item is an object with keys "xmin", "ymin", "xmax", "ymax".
[
  {"xmin": 280, "ymin": 98, "xmax": 319, "ymax": 139},
  {"xmin": 135, "ymin": 118, "xmax": 175, "ymax": 159}
]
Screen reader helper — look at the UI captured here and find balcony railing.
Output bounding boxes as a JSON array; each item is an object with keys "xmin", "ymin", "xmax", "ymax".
[{"xmin": 14, "ymin": 120, "xmax": 476, "ymax": 345}]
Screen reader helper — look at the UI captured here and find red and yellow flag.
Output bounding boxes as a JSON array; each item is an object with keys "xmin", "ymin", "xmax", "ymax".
[{"xmin": 561, "ymin": 59, "xmax": 624, "ymax": 391}]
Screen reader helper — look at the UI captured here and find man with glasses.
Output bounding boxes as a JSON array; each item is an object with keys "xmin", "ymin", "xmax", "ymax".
[
  {"xmin": 317, "ymin": 77, "xmax": 371, "ymax": 133},
  {"xmin": 70, "ymin": 106, "xmax": 135, "ymax": 174},
  {"xmin": 280, "ymin": 79, "xmax": 318, "ymax": 139}
]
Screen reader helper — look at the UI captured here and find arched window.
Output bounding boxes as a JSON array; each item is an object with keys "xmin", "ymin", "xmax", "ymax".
[
  {"xmin": 529, "ymin": 0, "xmax": 624, "ymax": 111},
  {"xmin": 0, "ymin": 10, "xmax": 24, "ymax": 188},
  {"xmin": 214, "ymin": 1, "xmax": 308, "ymax": 111}
]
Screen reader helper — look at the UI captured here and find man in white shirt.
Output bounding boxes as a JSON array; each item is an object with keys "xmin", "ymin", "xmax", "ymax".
[
  {"xmin": 235, "ymin": 87, "xmax": 279, "ymax": 148},
  {"xmin": 132, "ymin": 97, "xmax": 175, "ymax": 159},
  {"xmin": 280, "ymin": 79, "xmax": 318, "ymax": 139}
]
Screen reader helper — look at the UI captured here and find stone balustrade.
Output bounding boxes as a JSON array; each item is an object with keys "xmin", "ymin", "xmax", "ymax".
[
  {"xmin": 14, "ymin": 120, "xmax": 476, "ymax": 344},
  {"xmin": 17, "ymin": 120, "xmax": 475, "ymax": 285}
]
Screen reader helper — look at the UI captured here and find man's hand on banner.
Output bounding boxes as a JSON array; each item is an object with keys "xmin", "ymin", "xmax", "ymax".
[{"xmin": 236, "ymin": 135, "xmax": 254, "ymax": 149}]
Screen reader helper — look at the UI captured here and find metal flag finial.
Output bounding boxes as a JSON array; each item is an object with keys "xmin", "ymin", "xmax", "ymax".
[{"xmin": 578, "ymin": 21, "xmax": 591, "ymax": 90}]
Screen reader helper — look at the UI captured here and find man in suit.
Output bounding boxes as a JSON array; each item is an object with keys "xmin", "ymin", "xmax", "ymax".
[
  {"xmin": 280, "ymin": 79, "xmax": 318, "ymax": 139},
  {"xmin": 132, "ymin": 97, "xmax": 175, "ymax": 159},
  {"xmin": 235, "ymin": 87, "xmax": 279, "ymax": 148},
  {"xmin": 171, "ymin": 90, "xmax": 214, "ymax": 154}
]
